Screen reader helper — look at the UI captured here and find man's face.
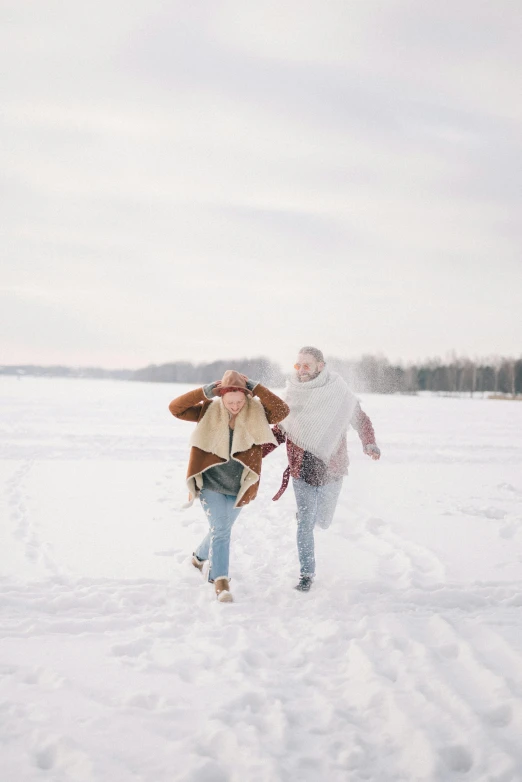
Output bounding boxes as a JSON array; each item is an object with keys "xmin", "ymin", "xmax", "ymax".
[{"xmin": 294, "ymin": 353, "xmax": 324, "ymax": 382}]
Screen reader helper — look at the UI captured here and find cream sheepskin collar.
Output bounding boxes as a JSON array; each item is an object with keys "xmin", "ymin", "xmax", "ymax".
[
  {"xmin": 190, "ymin": 396, "xmax": 278, "ymax": 459},
  {"xmin": 183, "ymin": 396, "xmax": 278, "ymax": 509}
]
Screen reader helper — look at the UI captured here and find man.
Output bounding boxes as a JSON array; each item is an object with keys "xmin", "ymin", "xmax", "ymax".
[{"xmin": 266, "ymin": 346, "xmax": 380, "ymax": 592}]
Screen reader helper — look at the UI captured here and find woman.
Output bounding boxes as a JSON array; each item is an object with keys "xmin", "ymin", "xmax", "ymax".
[{"xmin": 168, "ymin": 370, "xmax": 289, "ymax": 602}]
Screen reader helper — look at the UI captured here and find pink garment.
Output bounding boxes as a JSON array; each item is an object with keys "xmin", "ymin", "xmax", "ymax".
[{"xmin": 262, "ymin": 403, "xmax": 377, "ymax": 499}]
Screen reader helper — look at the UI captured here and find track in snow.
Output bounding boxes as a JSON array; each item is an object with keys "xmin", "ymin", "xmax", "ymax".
[{"xmin": 1, "ymin": 378, "xmax": 522, "ymax": 781}]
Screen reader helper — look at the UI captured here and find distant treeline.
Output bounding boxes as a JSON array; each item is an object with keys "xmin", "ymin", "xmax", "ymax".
[
  {"xmin": 2, "ymin": 355, "xmax": 521, "ymax": 395},
  {"xmin": 0, "ymin": 358, "xmax": 285, "ymax": 386},
  {"xmin": 329, "ymin": 355, "xmax": 522, "ymax": 396},
  {"xmin": 132, "ymin": 357, "xmax": 286, "ymax": 386},
  {"xmin": 0, "ymin": 365, "xmax": 134, "ymax": 381}
]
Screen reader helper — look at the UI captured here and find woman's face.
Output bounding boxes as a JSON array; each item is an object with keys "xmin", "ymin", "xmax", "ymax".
[{"xmin": 222, "ymin": 390, "xmax": 247, "ymax": 416}]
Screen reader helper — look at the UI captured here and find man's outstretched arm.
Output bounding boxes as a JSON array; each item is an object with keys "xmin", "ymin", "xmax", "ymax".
[{"xmin": 351, "ymin": 404, "xmax": 381, "ymax": 460}]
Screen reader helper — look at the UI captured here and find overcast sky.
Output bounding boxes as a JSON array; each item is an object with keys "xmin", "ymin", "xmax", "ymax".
[{"xmin": 1, "ymin": 0, "xmax": 521, "ymax": 370}]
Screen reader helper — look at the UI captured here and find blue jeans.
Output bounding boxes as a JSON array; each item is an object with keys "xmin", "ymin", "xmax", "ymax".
[
  {"xmin": 195, "ymin": 489, "xmax": 242, "ymax": 582},
  {"xmin": 293, "ymin": 477, "xmax": 343, "ymax": 577}
]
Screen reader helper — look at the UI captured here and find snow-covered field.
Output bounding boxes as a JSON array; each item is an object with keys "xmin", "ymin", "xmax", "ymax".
[{"xmin": 1, "ymin": 376, "xmax": 522, "ymax": 782}]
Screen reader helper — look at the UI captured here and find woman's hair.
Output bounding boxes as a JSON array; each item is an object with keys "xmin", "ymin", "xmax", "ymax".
[
  {"xmin": 218, "ymin": 387, "xmax": 248, "ymax": 396},
  {"xmin": 298, "ymin": 346, "xmax": 325, "ymax": 363}
]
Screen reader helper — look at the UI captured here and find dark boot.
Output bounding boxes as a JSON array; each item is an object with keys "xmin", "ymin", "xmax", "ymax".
[{"xmin": 294, "ymin": 575, "xmax": 313, "ymax": 592}]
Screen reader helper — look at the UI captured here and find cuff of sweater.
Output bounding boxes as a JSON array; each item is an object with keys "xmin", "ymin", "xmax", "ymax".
[{"xmin": 203, "ymin": 383, "xmax": 216, "ymax": 400}]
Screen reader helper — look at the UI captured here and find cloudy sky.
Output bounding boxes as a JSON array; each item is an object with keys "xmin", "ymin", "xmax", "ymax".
[{"xmin": 2, "ymin": 0, "xmax": 521, "ymax": 370}]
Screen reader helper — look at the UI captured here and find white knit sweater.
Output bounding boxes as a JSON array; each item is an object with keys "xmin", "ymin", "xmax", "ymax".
[{"xmin": 279, "ymin": 369, "xmax": 358, "ymax": 463}]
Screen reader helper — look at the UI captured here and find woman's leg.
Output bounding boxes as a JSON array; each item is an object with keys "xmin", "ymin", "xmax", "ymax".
[
  {"xmin": 194, "ymin": 530, "xmax": 210, "ymax": 562},
  {"xmin": 199, "ymin": 489, "xmax": 241, "ymax": 582}
]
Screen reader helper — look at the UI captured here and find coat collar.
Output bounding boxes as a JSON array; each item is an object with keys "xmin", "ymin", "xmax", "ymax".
[{"xmin": 190, "ymin": 396, "xmax": 277, "ymax": 459}]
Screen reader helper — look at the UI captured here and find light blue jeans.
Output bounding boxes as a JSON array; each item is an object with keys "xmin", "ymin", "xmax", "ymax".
[
  {"xmin": 293, "ymin": 477, "xmax": 343, "ymax": 577},
  {"xmin": 195, "ymin": 489, "xmax": 242, "ymax": 582}
]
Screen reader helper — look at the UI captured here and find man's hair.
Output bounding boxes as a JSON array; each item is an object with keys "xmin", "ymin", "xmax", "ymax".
[{"xmin": 298, "ymin": 346, "xmax": 325, "ymax": 363}]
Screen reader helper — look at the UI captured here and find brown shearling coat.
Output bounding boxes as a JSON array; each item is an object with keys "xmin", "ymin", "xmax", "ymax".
[{"xmin": 169, "ymin": 384, "xmax": 289, "ymax": 507}]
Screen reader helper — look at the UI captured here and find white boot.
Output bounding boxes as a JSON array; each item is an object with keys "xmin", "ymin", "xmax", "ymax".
[
  {"xmin": 191, "ymin": 554, "xmax": 205, "ymax": 572},
  {"xmin": 214, "ymin": 577, "xmax": 233, "ymax": 603}
]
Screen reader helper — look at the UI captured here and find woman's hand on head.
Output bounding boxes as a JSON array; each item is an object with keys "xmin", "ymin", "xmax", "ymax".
[{"xmin": 203, "ymin": 381, "xmax": 221, "ymax": 399}]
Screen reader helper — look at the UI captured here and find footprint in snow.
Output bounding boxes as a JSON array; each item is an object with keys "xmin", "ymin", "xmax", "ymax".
[
  {"xmin": 32, "ymin": 736, "xmax": 93, "ymax": 778},
  {"xmin": 460, "ymin": 505, "xmax": 507, "ymax": 521},
  {"xmin": 499, "ymin": 523, "xmax": 517, "ymax": 539},
  {"xmin": 366, "ymin": 517, "xmax": 386, "ymax": 535},
  {"xmin": 182, "ymin": 760, "xmax": 229, "ymax": 782},
  {"xmin": 20, "ymin": 666, "xmax": 65, "ymax": 689},
  {"xmin": 122, "ymin": 691, "xmax": 167, "ymax": 711},
  {"xmin": 110, "ymin": 637, "xmax": 152, "ymax": 658},
  {"xmin": 439, "ymin": 745, "xmax": 473, "ymax": 773},
  {"xmin": 437, "ymin": 642, "xmax": 460, "ymax": 660},
  {"xmin": 484, "ymin": 702, "xmax": 513, "ymax": 727},
  {"xmin": 34, "ymin": 744, "xmax": 57, "ymax": 771},
  {"xmin": 181, "ymin": 516, "xmax": 200, "ymax": 527},
  {"xmin": 498, "ymin": 482, "xmax": 521, "ymax": 496}
]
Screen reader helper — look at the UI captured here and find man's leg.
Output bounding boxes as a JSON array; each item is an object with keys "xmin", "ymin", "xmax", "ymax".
[
  {"xmin": 315, "ymin": 478, "xmax": 343, "ymax": 530},
  {"xmin": 293, "ymin": 478, "xmax": 318, "ymax": 577},
  {"xmin": 199, "ymin": 489, "xmax": 241, "ymax": 582}
]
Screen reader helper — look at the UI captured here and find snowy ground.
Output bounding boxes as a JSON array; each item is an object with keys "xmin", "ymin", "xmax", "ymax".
[{"xmin": 1, "ymin": 376, "xmax": 522, "ymax": 782}]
